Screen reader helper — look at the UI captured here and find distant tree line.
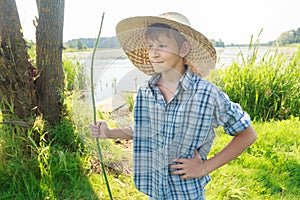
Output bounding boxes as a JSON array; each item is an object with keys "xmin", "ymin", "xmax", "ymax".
[
  {"xmin": 210, "ymin": 39, "xmax": 225, "ymax": 47},
  {"xmin": 275, "ymin": 27, "xmax": 300, "ymax": 46},
  {"xmin": 65, "ymin": 37, "xmax": 121, "ymax": 49},
  {"xmin": 65, "ymin": 37, "xmax": 225, "ymax": 49},
  {"xmin": 65, "ymin": 26, "xmax": 300, "ymax": 49}
]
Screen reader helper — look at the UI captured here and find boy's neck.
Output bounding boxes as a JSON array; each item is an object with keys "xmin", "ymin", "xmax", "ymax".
[
  {"xmin": 159, "ymin": 65, "xmax": 185, "ymax": 86},
  {"xmin": 157, "ymin": 67, "xmax": 185, "ymax": 102}
]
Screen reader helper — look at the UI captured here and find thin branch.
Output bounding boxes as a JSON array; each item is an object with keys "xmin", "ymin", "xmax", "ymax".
[
  {"xmin": 0, "ymin": 121, "xmax": 30, "ymax": 128},
  {"xmin": 90, "ymin": 12, "xmax": 113, "ymax": 200}
]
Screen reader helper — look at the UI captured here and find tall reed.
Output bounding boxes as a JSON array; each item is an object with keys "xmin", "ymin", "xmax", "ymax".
[
  {"xmin": 209, "ymin": 42, "xmax": 300, "ymax": 121},
  {"xmin": 63, "ymin": 56, "xmax": 87, "ymax": 91}
]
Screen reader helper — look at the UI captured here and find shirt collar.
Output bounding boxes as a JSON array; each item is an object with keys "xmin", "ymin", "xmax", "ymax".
[
  {"xmin": 148, "ymin": 65, "xmax": 200, "ymax": 91},
  {"xmin": 178, "ymin": 65, "xmax": 199, "ymax": 90}
]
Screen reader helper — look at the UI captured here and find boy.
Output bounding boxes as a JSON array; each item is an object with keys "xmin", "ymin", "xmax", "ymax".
[{"xmin": 90, "ymin": 12, "xmax": 257, "ymax": 200}]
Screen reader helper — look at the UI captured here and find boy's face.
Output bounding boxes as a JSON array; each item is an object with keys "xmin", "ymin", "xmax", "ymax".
[{"xmin": 147, "ymin": 33, "xmax": 186, "ymax": 74}]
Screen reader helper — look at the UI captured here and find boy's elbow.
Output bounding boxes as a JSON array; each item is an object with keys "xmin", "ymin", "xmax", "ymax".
[
  {"xmin": 247, "ymin": 125, "xmax": 257, "ymax": 144},
  {"xmin": 236, "ymin": 125, "xmax": 257, "ymax": 146},
  {"xmin": 251, "ymin": 131, "xmax": 258, "ymax": 145}
]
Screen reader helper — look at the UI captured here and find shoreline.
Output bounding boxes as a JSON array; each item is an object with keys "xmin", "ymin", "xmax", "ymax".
[{"xmin": 63, "ymin": 48, "xmax": 127, "ymax": 60}]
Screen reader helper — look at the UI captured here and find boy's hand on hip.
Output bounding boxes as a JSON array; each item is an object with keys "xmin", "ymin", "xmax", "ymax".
[{"xmin": 170, "ymin": 151, "xmax": 206, "ymax": 179}]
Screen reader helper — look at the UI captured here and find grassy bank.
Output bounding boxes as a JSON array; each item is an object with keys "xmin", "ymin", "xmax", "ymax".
[
  {"xmin": 85, "ymin": 116, "xmax": 300, "ymax": 200},
  {"xmin": 0, "ymin": 44, "xmax": 299, "ymax": 199},
  {"xmin": 206, "ymin": 117, "xmax": 300, "ymax": 200},
  {"xmin": 209, "ymin": 44, "xmax": 300, "ymax": 121},
  {"xmin": 1, "ymin": 112, "xmax": 298, "ymax": 199}
]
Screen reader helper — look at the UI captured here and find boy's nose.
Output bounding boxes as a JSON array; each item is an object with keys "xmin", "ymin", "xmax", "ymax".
[{"xmin": 149, "ymin": 48, "xmax": 160, "ymax": 58}]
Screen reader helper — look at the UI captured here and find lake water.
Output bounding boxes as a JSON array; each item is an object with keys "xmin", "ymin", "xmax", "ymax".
[{"xmin": 78, "ymin": 46, "xmax": 298, "ymax": 102}]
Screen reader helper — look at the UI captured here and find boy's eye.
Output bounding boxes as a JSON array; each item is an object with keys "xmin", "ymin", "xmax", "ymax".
[
  {"xmin": 159, "ymin": 44, "xmax": 167, "ymax": 48},
  {"xmin": 148, "ymin": 44, "xmax": 167, "ymax": 49}
]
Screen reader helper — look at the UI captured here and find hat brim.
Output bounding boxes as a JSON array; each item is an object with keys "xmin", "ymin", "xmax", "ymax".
[{"xmin": 116, "ymin": 16, "xmax": 217, "ymax": 77}]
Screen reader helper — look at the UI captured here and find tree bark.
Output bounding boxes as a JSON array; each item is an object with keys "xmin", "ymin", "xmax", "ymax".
[
  {"xmin": 36, "ymin": 0, "xmax": 65, "ymax": 124},
  {"xmin": 0, "ymin": 0, "xmax": 38, "ymax": 120}
]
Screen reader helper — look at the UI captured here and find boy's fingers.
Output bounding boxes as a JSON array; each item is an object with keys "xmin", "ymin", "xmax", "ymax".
[
  {"xmin": 171, "ymin": 169, "xmax": 185, "ymax": 175},
  {"xmin": 169, "ymin": 163, "xmax": 184, "ymax": 169},
  {"xmin": 96, "ymin": 121, "xmax": 102, "ymax": 126},
  {"xmin": 171, "ymin": 158, "xmax": 186, "ymax": 163}
]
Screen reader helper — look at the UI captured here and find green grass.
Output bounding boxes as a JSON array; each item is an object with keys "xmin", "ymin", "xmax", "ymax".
[
  {"xmin": 0, "ymin": 43, "xmax": 299, "ymax": 199},
  {"xmin": 206, "ymin": 117, "xmax": 300, "ymax": 200},
  {"xmin": 208, "ymin": 44, "xmax": 300, "ymax": 121},
  {"xmin": 1, "ymin": 94, "xmax": 299, "ymax": 200}
]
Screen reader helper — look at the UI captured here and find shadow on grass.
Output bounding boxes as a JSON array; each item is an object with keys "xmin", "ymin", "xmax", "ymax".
[
  {"xmin": 255, "ymin": 158, "xmax": 300, "ymax": 197},
  {"xmin": 50, "ymin": 151, "xmax": 99, "ymax": 200},
  {"xmin": 0, "ymin": 119, "xmax": 99, "ymax": 200},
  {"xmin": 47, "ymin": 118, "xmax": 99, "ymax": 199}
]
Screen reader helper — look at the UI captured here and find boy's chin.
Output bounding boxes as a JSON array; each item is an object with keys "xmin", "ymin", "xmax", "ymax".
[{"xmin": 152, "ymin": 65, "xmax": 172, "ymax": 74}]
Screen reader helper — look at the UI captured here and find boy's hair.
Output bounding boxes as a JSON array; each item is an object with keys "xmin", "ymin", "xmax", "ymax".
[{"xmin": 145, "ymin": 23, "xmax": 188, "ymax": 48}]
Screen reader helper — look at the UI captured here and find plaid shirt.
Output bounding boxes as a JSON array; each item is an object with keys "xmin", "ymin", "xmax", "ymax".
[{"xmin": 133, "ymin": 67, "xmax": 251, "ymax": 200}]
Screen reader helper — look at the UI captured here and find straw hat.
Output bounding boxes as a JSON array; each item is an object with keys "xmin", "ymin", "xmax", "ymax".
[{"xmin": 116, "ymin": 12, "xmax": 216, "ymax": 77}]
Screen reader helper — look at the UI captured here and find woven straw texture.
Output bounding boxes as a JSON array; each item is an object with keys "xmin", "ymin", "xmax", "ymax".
[{"xmin": 116, "ymin": 13, "xmax": 217, "ymax": 77}]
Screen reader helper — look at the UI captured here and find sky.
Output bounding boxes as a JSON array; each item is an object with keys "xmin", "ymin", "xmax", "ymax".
[{"xmin": 16, "ymin": 0, "xmax": 300, "ymax": 45}]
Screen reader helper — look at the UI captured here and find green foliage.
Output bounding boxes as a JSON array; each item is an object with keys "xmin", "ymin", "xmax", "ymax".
[
  {"xmin": 208, "ymin": 43, "xmax": 300, "ymax": 121},
  {"xmin": 65, "ymin": 37, "xmax": 121, "ymax": 49},
  {"xmin": 1, "ymin": 49, "xmax": 299, "ymax": 199},
  {"xmin": 20, "ymin": 43, "xmax": 87, "ymax": 92},
  {"xmin": 1, "ymin": 96, "xmax": 299, "ymax": 199},
  {"xmin": 125, "ymin": 92, "xmax": 135, "ymax": 112},
  {"xmin": 276, "ymin": 27, "xmax": 300, "ymax": 46},
  {"xmin": 0, "ymin": 112, "xmax": 97, "ymax": 199},
  {"xmin": 210, "ymin": 39, "xmax": 225, "ymax": 47},
  {"xmin": 206, "ymin": 117, "xmax": 300, "ymax": 200},
  {"xmin": 67, "ymin": 41, "xmax": 74, "ymax": 48},
  {"xmin": 63, "ymin": 56, "xmax": 87, "ymax": 91},
  {"xmin": 0, "ymin": 118, "xmax": 42, "ymax": 199},
  {"xmin": 66, "ymin": 36, "xmax": 225, "ymax": 49},
  {"xmin": 76, "ymin": 40, "xmax": 83, "ymax": 50},
  {"xmin": 25, "ymin": 39, "xmax": 36, "ymax": 64}
]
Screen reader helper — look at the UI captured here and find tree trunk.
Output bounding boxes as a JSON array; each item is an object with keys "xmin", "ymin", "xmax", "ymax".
[
  {"xmin": 36, "ymin": 0, "xmax": 65, "ymax": 125},
  {"xmin": 0, "ymin": 0, "xmax": 38, "ymax": 120}
]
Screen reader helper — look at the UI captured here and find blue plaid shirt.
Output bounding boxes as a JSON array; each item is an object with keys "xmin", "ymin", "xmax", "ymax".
[{"xmin": 133, "ymin": 67, "xmax": 251, "ymax": 200}]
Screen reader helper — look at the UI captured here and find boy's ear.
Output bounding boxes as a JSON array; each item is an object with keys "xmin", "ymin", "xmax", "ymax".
[{"xmin": 179, "ymin": 41, "xmax": 191, "ymax": 58}]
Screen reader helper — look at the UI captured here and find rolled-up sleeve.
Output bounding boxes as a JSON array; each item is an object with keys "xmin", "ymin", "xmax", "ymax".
[{"xmin": 213, "ymin": 89, "xmax": 251, "ymax": 136}]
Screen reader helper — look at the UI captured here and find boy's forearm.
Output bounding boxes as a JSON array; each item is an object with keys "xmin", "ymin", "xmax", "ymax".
[
  {"xmin": 107, "ymin": 127, "xmax": 133, "ymax": 140},
  {"xmin": 204, "ymin": 125, "xmax": 257, "ymax": 174}
]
